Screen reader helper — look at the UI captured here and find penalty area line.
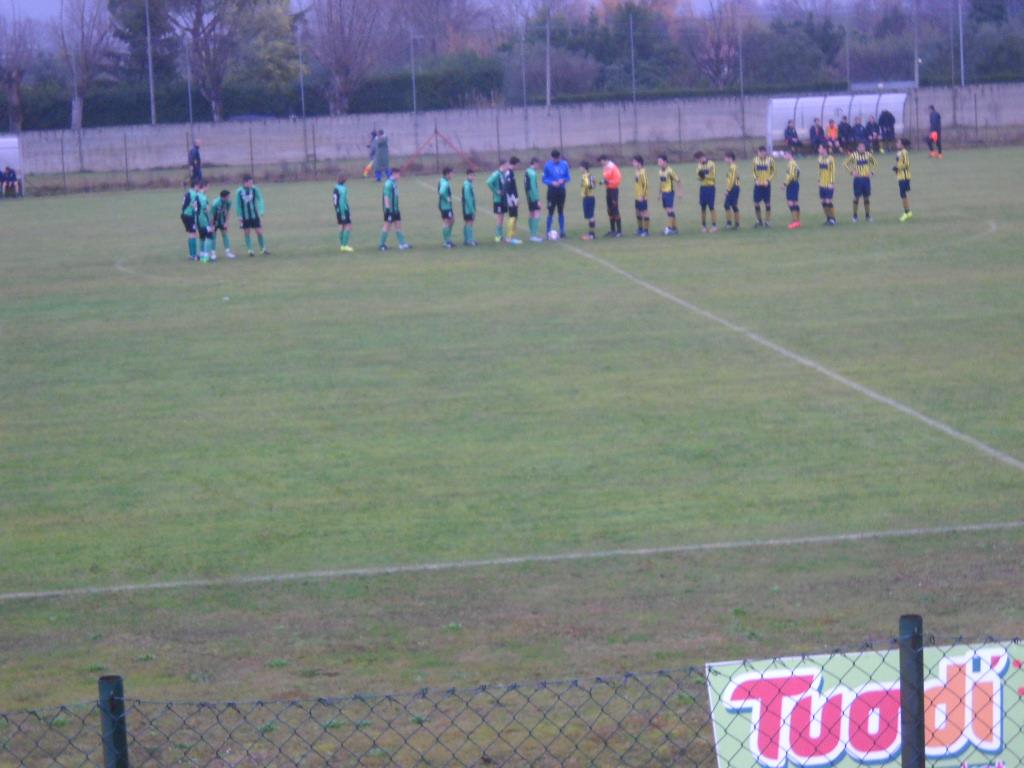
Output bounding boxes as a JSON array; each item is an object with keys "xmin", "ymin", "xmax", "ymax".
[
  {"xmin": 561, "ymin": 242, "xmax": 1024, "ymax": 473},
  {"xmin": 1, "ymin": 521, "xmax": 1023, "ymax": 603}
]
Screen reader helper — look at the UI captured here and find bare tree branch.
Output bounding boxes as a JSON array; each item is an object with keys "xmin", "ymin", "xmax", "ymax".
[{"xmin": 53, "ymin": 0, "xmax": 113, "ymax": 130}]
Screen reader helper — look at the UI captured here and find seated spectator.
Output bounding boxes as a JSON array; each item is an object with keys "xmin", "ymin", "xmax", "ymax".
[
  {"xmin": 809, "ymin": 118, "xmax": 826, "ymax": 151},
  {"xmin": 2, "ymin": 166, "xmax": 21, "ymax": 198},
  {"xmin": 878, "ymin": 110, "xmax": 897, "ymax": 152},
  {"xmin": 838, "ymin": 116, "xmax": 853, "ymax": 151},
  {"xmin": 851, "ymin": 116, "xmax": 867, "ymax": 147},
  {"xmin": 826, "ymin": 120, "xmax": 841, "ymax": 153},
  {"xmin": 784, "ymin": 120, "xmax": 803, "ymax": 155},
  {"xmin": 865, "ymin": 115, "xmax": 881, "ymax": 153}
]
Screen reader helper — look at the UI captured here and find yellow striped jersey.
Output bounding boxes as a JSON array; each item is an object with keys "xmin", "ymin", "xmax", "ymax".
[
  {"xmin": 659, "ymin": 166, "xmax": 680, "ymax": 193},
  {"xmin": 634, "ymin": 167, "xmax": 649, "ymax": 199},
  {"xmin": 844, "ymin": 150, "xmax": 876, "ymax": 177},
  {"xmin": 895, "ymin": 148, "xmax": 911, "ymax": 181},
  {"xmin": 725, "ymin": 162, "xmax": 739, "ymax": 191},
  {"xmin": 752, "ymin": 155, "xmax": 776, "ymax": 185},
  {"xmin": 696, "ymin": 159, "xmax": 716, "ymax": 187},
  {"xmin": 581, "ymin": 171, "xmax": 596, "ymax": 198},
  {"xmin": 818, "ymin": 155, "xmax": 836, "ymax": 187},
  {"xmin": 784, "ymin": 158, "xmax": 800, "ymax": 185}
]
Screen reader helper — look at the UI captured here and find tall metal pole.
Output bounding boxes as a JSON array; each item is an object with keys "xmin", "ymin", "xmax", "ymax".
[
  {"xmin": 297, "ymin": 21, "xmax": 307, "ymax": 120},
  {"xmin": 520, "ymin": 20, "xmax": 527, "ymax": 110},
  {"xmin": 912, "ymin": 0, "xmax": 920, "ymax": 88},
  {"xmin": 410, "ymin": 29, "xmax": 417, "ymax": 114},
  {"xmin": 957, "ymin": 0, "xmax": 966, "ymax": 86},
  {"xmin": 845, "ymin": 16, "xmax": 852, "ymax": 90},
  {"xmin": 184, "ymin": 37, "xmax": 194, "ymax": 135},
  {"xmin": 738, "ymin": 16, "xmax": 747, "ymax": 156},
  {"xmin": 628, "ymin": 12, "xmax": 637, "ymax": 105},
  {"xmin": 544, "ymin": 7, "xmax": 551, "ymax": 111},
  {"xmin": 144, "ymin": 0, "xmax": 157, "ymax": 124}
]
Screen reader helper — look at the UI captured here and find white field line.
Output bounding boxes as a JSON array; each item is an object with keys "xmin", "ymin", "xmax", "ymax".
[
  {"xmin": 561, "ymin": 242, "xmax": 1024, "ymax": 473},
  {"xmin": 1, "ymin": 521, "xmax": 1022, "ymax": 604}
]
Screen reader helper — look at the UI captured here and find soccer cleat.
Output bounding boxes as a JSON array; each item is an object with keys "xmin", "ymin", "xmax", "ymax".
[
  {"xmin": 529, "ymin": 236, "xmax": 544, "ymax": 243},
  {"xmin": 866, "ymin": 216, "xmax": 873, "ymax": 223},
  {"xmin": 261, "ymin": 249, "xmax": 271, "ymax": 256},
  {"xmin": 710, "ymin": 225, "xmax": 718, "ymax": 233},
  {"xmin": 764, "ymin": 221, "xmax": 772, "ymax": 228},
  {"xmin": 851, "ymin": 216, "xmax": 859, "ymax": 223},
  {"xmin": 905, "ymin": 211, "xmax": 913, "ymax": 220},
  {"xmin": 638, "ymin": 230, "xmax": 649, "ymax": 238},
  {"xmin": 398, "ymin": 243, "xmax": 411, "ymax": 250},
  {"xmin": 582, "ymin": 233, "xmax": 595, "ymax": 241},
  {"xmin": 753, "ymin": 221, "xmax": 762, "ymax": 228},
  {"xmin": 225, "ymin": 250, "xmax": 236, "ymax": 259},
  {"xmin": 340, "ymin": 245, "xmax": 354, "ymax": 252},
  {"xmin": 465, "ymin": 240, "xmax": 478, "ymax": 247},
  {"xmin": 507, "ymin": 238, "xmax": 522, "ymax": 245},
  {"xmin": 209, "ymin": 253, "xmax": 217, "ymax": 261},
  {"xmin": 494, "ymin": 235, "xmax": 502, "ymax": 243},
  {"xmin": 247, "ymin": 250, "xmax": 255, "ymax": 257},
  {"xmin": 443, "ymin": 242, "xmax": 455, "ymax": 249},
  {"xmin": 603, "ymin": 231, "xmax": 617, "ymax": 238},
  {"xmin": 701, "ymin": 226, "xmax": 708, "ymax": 233},
  {"xmin": 379, "ymin": 245, "xmax": 389, "ymax": 251}
]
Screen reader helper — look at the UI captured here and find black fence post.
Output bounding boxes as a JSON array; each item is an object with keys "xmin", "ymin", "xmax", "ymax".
[
  {"xmin": 899, "ymin": 614, "xmax": 926, "ymax": 768},
  {"xmin": 98, "ymin": 675, "xmax": 130, "ymax": 768}
]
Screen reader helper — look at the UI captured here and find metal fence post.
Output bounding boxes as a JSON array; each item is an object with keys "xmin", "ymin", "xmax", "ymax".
[
  {"xmin": 899, "ymin": 614, "xmax": 925, "ymax": 768},
  {"xmin": 98, "ymin": 675, "xmax": 129, "ymax": 768}
]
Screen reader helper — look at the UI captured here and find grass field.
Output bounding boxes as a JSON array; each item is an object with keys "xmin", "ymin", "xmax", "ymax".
[{"xmin": 1, "ymin": 148, "xmax": 1022, "ymax": 711}]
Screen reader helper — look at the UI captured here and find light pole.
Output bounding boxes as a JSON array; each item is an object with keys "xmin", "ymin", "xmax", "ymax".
[
  {"xmin": 545, "ymin": 7, "xmax": 551, "ymax": 111},
  {"xmin": 296, "ymin": 15, "xmax": 308, "ymax": 164},
  {"xmin": 912, "ymin": 0, "xmax": 920, "ymax": 88},
  {"xmin": 184, "ymin": 36, "xmax": 194, "ymax": 135},
  {"xmin": 144, "ymin": 0, "xmax": 156, "ymax": 124},
  {"xmin": 957, "ymin": 0, "xmax": 966, "ymax": 86}
]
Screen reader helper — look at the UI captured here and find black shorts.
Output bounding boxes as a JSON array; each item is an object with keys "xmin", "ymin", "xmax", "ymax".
[
  {"xmin": 898, "ymin": 179, "xmax": 911, "ymax": 198},
  {"xmin": 241, "ymin": 216, "xmax": 261, "ymax": 230},
  {"xmin": 214, "ymin": 222, "xmax": 228, "ymax": 232},
  {"xmin": 786, "ymin": 182, "xmax": 800, "ymax": 203},
  {"xmin": 583, "ymin": 197, "xmax": 596, "ymax": 220},
  {"xmin": 507, "ymin": 204, "xmax": 519, "ymax": 219},
  {"xmin": 853, "ymin": 177, "xmax": 871, "ymax": 199},
  {"xmin": 440, "ymin": 208, "xmax": 454, "ymax": 221},
  {"xmin": 336, "ymin": 211, "xmax": 351, "ymax": 225},
  {"xmin": 493, "ymin": 201, "xmax": 507, "ymax": 215},
  {"xmin": 547, "ymin": 186, "xmax": 567, "ymax": 213},
  {"xmin": 181, "ymin": 214, "xmax": 197, "ymax": 233},
  {"xmin": 528, "ymin": 199, "xmax": 541, "ymax": 213},
  {"xmin": 463, "ymin": 213, "xmax": 475, "ymax": 223},
  {"xmin": 606, "ymin": 188, "xmax": 620, "ymax": 217},
  {"xmin": 384, "ymin": 210, "xmax": 402, "ymax": 223},
  {"xmin": 635, "ymin": 199, "xmax": 648, "ymax": 213},
  {"xmin": 197, "ymin": 225, "xmax": 212, "ymax": 239}
]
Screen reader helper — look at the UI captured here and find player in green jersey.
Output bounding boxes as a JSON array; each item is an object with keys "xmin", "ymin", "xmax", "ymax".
[
  {"xmin": 332, "ymin": 174, "xmax": 353, "ymax": 252},
  {"xmin": 210, "ymin": 190, "xmax": 236, "ymax": 259},
  {"xmin": 180, "ymin": 180, "xmax": 200, "ymax": 261},
  {"xmin": 379, "ymin": 170, "xmax": 410, "ymax": 251},
  {"xmin": 196, "ymin": 181, "xmax": 216, "ymax": 262},
  {"xmin": 438, "ymin": 167, "xmax": 456, "ymax": 249},
  {"xmin": 525, "ymin": 158, "xmax": 543, "ymax": 242},
  {"xmin": 486, "ymin": 161, "xmax": 508, "ymax": 242},
  {"xmin": 235, "ymin": 175, "xmax": 269, "ymax": 256},
  {"xmin": 462, "ymin": 169, "xmax": 478, "ymax": 246}
]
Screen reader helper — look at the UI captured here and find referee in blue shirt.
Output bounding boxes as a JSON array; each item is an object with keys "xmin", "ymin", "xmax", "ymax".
[{"xmin": 542, "ymin": 149, "xmax": 571, "ymax": 238}]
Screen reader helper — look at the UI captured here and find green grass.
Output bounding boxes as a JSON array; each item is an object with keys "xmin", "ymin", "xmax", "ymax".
[{"xmin": 1, "ymin": 148, "xmax": 1021, "ymax": 709}]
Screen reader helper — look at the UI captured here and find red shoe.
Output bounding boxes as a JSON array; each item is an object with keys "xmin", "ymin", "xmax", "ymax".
[{"xmin": 787, "ymin": 220, "xmax": 801, "ymax": 229}]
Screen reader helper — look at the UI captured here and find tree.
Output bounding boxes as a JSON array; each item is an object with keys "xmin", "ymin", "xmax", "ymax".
[
  {"xmin": 688, "ymin": 0, "xmax": 739, "ymax": 88},
  {"xmin": 54, "ymin": 0, "xmax": 114, "ymax": 129},
  {"xmin": 168, "ymin": 0, "xmax": 251, "ymax": 122},
  {"xmin": 306, "ymin": 0, "xmax": 394, "ymax": 115},
  {"xmin": 0, "ymin": 7, "xmax": 34, "ymax": 132},
  {"xmin": 108, "ymin": 0, "xmax": 178, "ymax": 83}
]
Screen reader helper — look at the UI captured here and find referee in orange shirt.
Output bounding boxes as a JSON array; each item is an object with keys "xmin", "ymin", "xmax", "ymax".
[{"xmin": 597, "ymin": 155, "xmax": 623, "ymax": 237}]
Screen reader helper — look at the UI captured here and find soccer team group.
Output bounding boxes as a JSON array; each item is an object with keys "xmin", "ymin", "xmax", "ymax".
[{"xmin": 178, "ymin": 138, "xmax": 915, "ymax": 261}]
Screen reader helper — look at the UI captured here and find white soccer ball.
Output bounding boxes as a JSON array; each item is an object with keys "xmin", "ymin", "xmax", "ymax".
[{"xmin": 548, "ymin": 230, "xmax": 560, "ymax": 241}]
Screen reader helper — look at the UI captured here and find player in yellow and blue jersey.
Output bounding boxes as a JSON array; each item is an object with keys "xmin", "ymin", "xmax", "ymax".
[
  {"xmin": 783, "ymin": 151, "xmax": 801, "ymax": 229},
  {"xmin": 656, "ymin": 154, "xmax": 680, "ymax": 235},
  {"xmin": 817, "ymin": 144, "xmax": 837, "ymax": 226},
  {"xmin": 580, "ymin": 160, "xmax": 597, "ymax": 240},
  {"xmin": 693, "ymin": 150, "xmax": 717, "ymax": 233},
  {"xmin": 723, "ymin": 151, "xmax": 740, "ymax": 229},
  {"xmin": 632, "ymin": 155, "xmax": 650, "ymax": 237},
  {"xmin": 752, "ymin": 146, "xmax": 776, "ymax": 227},
  {"xmin": 843, "ymin": 141, "xmax": 877, "ymax": 222},
  {"xmin": 893, "ymin": 138, "xmax": 913, "ymax": 222}
]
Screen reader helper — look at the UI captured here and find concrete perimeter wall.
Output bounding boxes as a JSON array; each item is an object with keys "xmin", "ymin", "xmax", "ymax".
[{"xmin": 17, "ymin": 83, "xmax": 1024, "ymax": 177}]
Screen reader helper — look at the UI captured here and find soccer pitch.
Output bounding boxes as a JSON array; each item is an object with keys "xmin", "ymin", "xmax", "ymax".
[{"xmin": 1, "ymin": 148, "xmax": 1022, "ymax": 709}]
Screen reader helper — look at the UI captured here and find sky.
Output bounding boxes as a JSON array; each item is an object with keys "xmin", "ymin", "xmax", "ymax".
[{"xmin": 11, "ymin": 0, "xmax": 62, "ymax": 21}]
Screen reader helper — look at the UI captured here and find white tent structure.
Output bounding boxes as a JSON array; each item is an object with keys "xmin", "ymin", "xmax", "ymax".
[
  {"xmin": 766, "ymin": 93, "xmax": 908, "ymax": 151},
  {"xmin": 0, "ymin": 134, "xmax": 22, "ymax": 172}
]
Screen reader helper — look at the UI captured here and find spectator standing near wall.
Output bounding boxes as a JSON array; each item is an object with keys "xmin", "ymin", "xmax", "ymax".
[
  {"xmin": 188, "ymin": 139, "xmax": 203, "ymax": 184},
  {"xmin": 373, "ymin": 129, "xmax": 390, "ymax": 182},
  {"xmin": 927, "ymin": 106, "xmax": 943, "ymax": 158}
]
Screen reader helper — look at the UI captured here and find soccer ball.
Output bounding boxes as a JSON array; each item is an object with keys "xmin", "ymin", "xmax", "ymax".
[{"xmin": 548, "ymin": 230, "xmax": 560, "ymax": 241}]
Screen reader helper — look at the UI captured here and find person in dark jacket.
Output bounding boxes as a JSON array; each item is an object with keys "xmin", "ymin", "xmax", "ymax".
[
  {"xmin": 784, "ymin": 120, "xmax": 803, "ymax": 155},
  {"xmin": 878, "ymin": 110, "xmax": 896, "ymax": 152},
  {"xmin": 838, "ymin": 116, "xmax": 853, "ymax": 151},
  {"xmin": 809, "ymin": 118, "xmax": 826, "ymax": 151},
  {"xmin": 865, "ymin": 115, "xmax": 881, "ymax": 153},
  {"xmin": 927, "ymin": 105, "xmax": 943, "ymax": 157},
  {"xmin": 188, "ymin": 138, "xmax": 203, "ymax": 183}
]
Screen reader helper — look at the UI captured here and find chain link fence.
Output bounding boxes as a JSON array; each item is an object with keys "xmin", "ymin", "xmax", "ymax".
[{"xmin": 2, "ymin": 630, "xmax": 1021, "ymax": 767}]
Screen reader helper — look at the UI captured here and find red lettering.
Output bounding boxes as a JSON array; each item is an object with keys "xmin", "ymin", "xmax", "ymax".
[
  {"xmin": 848, "ymin": 688, "xmax": 901, "ymax": 756},
  {"xmin": 728, "ymin": 674, "xmax": 816, "ymax": 763},
  {"xmin": 789, "ymin": 692, "xmax": 845, "ymax": 761}
]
